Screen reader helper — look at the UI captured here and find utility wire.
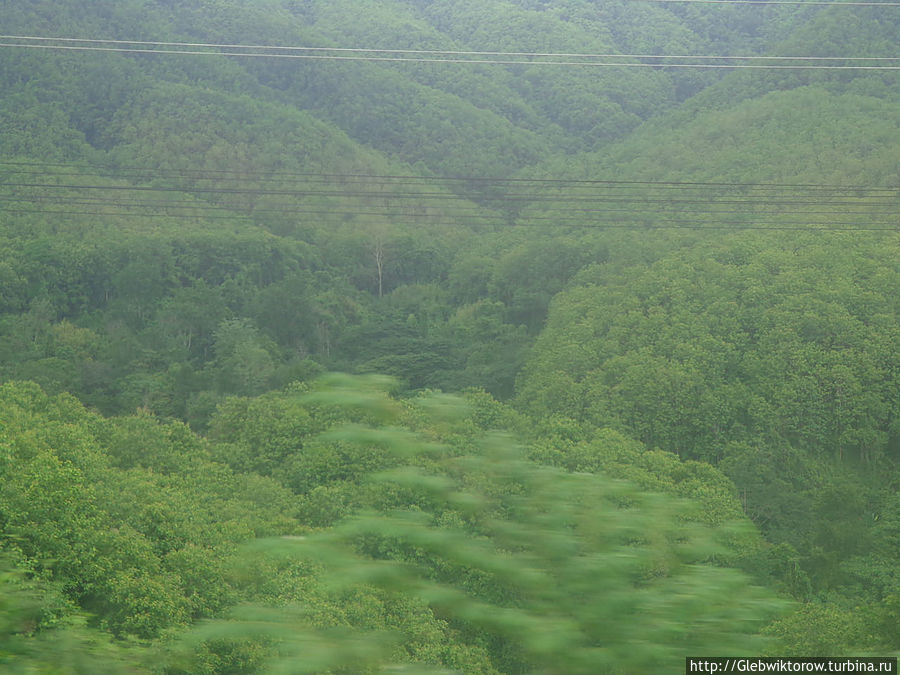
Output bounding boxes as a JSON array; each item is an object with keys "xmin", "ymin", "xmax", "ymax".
[
  {"xmin": 1, "ymin": 161, "xmax": 897, "ymax": 192},
  {"xmin": 4, "ymin": 187, "xmax": 897, "ymax": 230},
  {"xmin": 3, "ymin": 181, "xmax": 898, "ymax": 205},
  {"xmin": 1, "ymin": 39, "xmax": 898, "ymax": 69},
  {"xmin": 6, "ymin": 189, "xmax": 896, "ymax": 212},
  {"xmin": 4, "ymin": 206, "xmax": 896, "ymax": 231},
  {"xmin": 1, "ymin": 36, "xmax": 897, "ymax": 61},
  {"xmin": 5, "ymin": 182, "xmax": 896, "ymax": 207},
  {"xmin": 3, "ymin": 193, "xmax": 896, "ymax": 210},
  {"xmin": 3, "ymin": 165, "xmax": 897, "ymax": 233},
  {"xmin": 8, "ymin": 197, "xmax": 900, "ymax": 224},
  {"xmin": 6, "ymin": 202, "xmax": 900, "ymax": 232}
]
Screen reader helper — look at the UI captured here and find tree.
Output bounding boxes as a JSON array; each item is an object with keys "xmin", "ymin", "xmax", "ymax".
[{"xmin": 212, "ymin": 319, "xmax": 279, "ymax": 396}]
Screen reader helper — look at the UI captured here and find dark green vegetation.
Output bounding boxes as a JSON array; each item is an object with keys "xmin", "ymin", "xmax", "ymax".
[{"xmin": 0, "ymin": 0, "xmax": 897, "ymax": 671}]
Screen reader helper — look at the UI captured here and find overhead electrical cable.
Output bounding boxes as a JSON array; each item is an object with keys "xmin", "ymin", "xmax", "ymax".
[
  {"xmin": 3, "ymin": 164, "xmax": 897, "ymax": 233},
  {"xmin": 6, "ymin": 193, "xmax": 897, "ymax": 217},
  {"xmin": 0, "ymin": 37, "xmax": 897, "ymax": 69},
  {"xmin": 4, "ymin": 208, "xmax": 895, "ymax": 231},
  {"xmin": 5, "ymin": 187, "xmax": 896, "ymax": 209},
  {"xmin": 3, "ymin": 180, "xmax": 898, "ymax": 205},
  {"xmin": 4, "ymin": 181, "xmax": 900, "ymax": 206},
  {"xmin": 3, "ymin": 196, "xmax": 898, "ymax": 233},
  {"xmin": 1, "ymin": 162, "xmax": 897, "ymax": 192},
  {"xmin": 6, "ymin": 208, "xmax": 897, "ymax": 228},
  {"xmin": 7, "ymin": 188, "xmax": 897, "ymax": 207},
  {"xmin": 1, "ymin": 36, "xmax": 898, "ymax": 60}
]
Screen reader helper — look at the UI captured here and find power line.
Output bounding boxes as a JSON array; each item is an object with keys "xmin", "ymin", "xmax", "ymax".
[
  {"xmin": 3, "ymin": 181, "xmax": 897, "ymax": 232},
  {"xmin": 1, "ymin": 39, "xmax": 898, "ymax": 69},
  {"xmin": 5, "ymin": 187, "xmax": 895, "ymax": 211},
  {"xmin": 3, "ymin": 165, "xmax": 897, "ymax": 234},
  {"xmin": 7, "ymin": 189, "xmax": 896, "ymax": 209},
  {"xmin": 2, "ymin": 36, "xmax": 898, "ymax": 61},
  {"xmin": 4, "ymin": 181, "xmax": 899, "ymax": 206},
  {"xmin": 3, "ymin": 177, "xmax": 898, "ymax": 212},
  {"xmin": 4, "ymin": 206, "xmax": 895, "ymax": 231},
  {"xmin": 1, "ymin": 161, "xmax": 898, "ymax": 192},
  {"xmin": 8, "ymin": 197, "xmax": 900, "ymax": 225},
  {"xmin": 5, "ymin": 181, "xmax": 896, "ymax": 207}
]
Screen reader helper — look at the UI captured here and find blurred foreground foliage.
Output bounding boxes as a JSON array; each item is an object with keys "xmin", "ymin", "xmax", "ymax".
[
  {"xmin": 0, "ymin": 554, "xmax": 144, "ymax": 673},
  {"xmin": 179, "ymin": 375, "xmax": 785, "ymax": 673}
]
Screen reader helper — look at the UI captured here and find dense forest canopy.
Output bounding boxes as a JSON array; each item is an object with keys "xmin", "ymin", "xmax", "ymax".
[{"xmin": 0, "ymin": 0, "xmax": 897, "ymax": 672}]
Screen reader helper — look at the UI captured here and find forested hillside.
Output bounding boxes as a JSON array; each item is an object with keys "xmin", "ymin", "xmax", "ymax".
[{"xmin": 0, "ymin": 0, "xmax": 897, "ymax": 672}]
